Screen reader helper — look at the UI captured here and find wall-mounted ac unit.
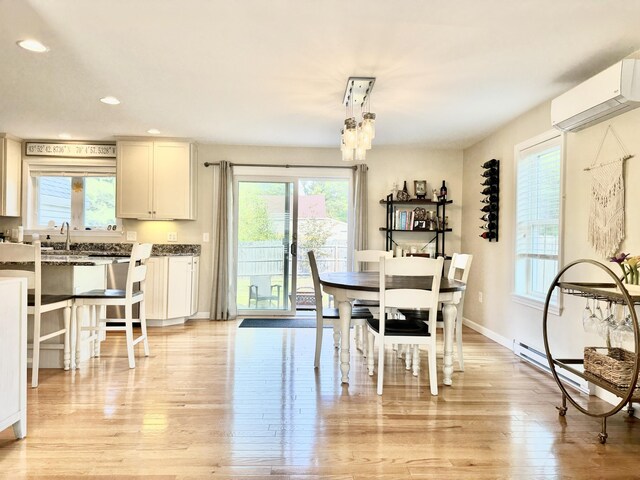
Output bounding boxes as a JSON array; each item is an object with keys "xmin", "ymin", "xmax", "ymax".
[{"xmin": 551, "ymin": 59, "xmax": 640, "ymax": 132}]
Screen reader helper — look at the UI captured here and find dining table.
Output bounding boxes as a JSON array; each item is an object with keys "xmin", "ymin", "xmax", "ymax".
[{"xmin": 319, "ymin": 271, "xmax": 466, "ymax": 386}]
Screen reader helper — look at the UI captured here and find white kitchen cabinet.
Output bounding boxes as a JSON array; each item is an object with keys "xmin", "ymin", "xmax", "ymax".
[
  {"xmin": 116, "ymin": 140, "xmax": 197, "ymax": 220},
  {"xmin": 0, "ymin": 277, "xmax": 28, "ymax": 439},
  {"xmin": 145, "ymin": 256, "xmax": 199, "ymax": 326},
  {"xmin": 0, "ymin": 134, "xmax": 22, "ymax": 217}
]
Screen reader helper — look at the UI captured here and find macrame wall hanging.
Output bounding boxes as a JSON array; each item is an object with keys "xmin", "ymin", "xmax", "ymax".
[{"xmin": 584, "ymin": 125, "xmax": 634, "ymax": 258}]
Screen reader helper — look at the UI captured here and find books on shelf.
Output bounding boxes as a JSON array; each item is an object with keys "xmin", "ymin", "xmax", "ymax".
[{"xmin": 393, "ymin": 208, "xmax": 415, "ymax": 230}]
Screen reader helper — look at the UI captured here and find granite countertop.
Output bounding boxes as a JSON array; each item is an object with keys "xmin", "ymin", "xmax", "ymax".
[
  {"xmin": 40, "ymin": 242, "xmax": 201, "ymax": 257},
  {"xmin": 1, "ymin": 255, "xmax": 130, "ymax": 266}
]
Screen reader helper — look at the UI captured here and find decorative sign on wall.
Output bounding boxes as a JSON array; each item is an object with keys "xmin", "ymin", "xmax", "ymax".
[{"xmin": 25, "ymin": 142, "xmax": 116, "ymax": 158}]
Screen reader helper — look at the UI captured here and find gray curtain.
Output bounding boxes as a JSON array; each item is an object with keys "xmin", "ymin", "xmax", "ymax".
[
  {"xmin": 353, "ymin": 164, "xmax": 368, "ymax": 254},
  {"xmin": 210, "ymin": 161, "xmax": 237, "ymax": 320}
]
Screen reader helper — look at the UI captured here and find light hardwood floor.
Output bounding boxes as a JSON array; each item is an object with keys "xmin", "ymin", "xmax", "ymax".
[{"xmin": 1, "ymin": 320, "xmax": 639, "ymax": 479}]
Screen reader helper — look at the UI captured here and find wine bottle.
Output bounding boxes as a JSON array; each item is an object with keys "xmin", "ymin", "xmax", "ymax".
[
  {"xmin": 481, "ymin": 177, "xmax": 499, "ymax": 186},
  {"xmin": 440, "ymin": 180, "xmax": 447, "ymax": 200},
  {"xmin": 479, "ymin": 231, "xmax": 496, "ymax": 239},
  {"xmin": 482, "ymin": 159, "xmax": 499, "ymax": 168},
  {"xmin": 481, "ymin": 168, "xmax": 498, "ymax": 178},
  {"xmin": 481, "ymin": 195, "xmax": 499, "ymax": 204},
  {"xmin": 480, "ymin": 212, "xmax": 497, "ymax": 222},
  {"xmin": 481, "ymin": 204, "xmax": 498, "ymax": 213},
  {"xmin": 402, "ymin": 181, "xmax": 409, "ymax": 195},
  {"xmin": 480, "ymin": 222, "xmax": 497, "ymax": 230},
  {"xmin": 481, "ymin": 185, "xmax": 498, "ymax": 195}
]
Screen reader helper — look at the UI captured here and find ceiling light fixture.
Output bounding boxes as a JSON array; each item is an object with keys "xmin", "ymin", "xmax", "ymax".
[
  {"xmin": 100, "ymin": 96, "xmax": 120, "ymax": 105},
  {"xmin": 58, "ymin": 133, "xmax": 72, "ymax": 140},
  {"xmin": 17, "ymin": 39, "xmax": 49, "ymax": 53},
  {"xmin": 147, "ymin": 129, "xmax": 161, "ymax": 135},
  {"xmin": 341, "ymin": 77, "xmax": 376, "ymax": 162}
]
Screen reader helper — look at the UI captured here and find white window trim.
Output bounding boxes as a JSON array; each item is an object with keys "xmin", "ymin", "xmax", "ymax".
[
  {"xmin": 511, "ymin": 129, "xmax": 565, "ymax": 316},
  {"xmin": 22, "ymin": 157, "xmax": 123, "ymax": 237}
]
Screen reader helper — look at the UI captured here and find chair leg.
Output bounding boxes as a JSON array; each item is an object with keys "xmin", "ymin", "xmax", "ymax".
[
  {"xmin": 76, "ymin": 306, "xmax": 83, "ymax": 369},
  {"xmin": 63, "ymin": 306, "xmax": 71, "ymax": 371},
  {"xmin": 405, "ymin": 345, "xmax": 412, "ymax": 370},
  {"xmin": 412, "ymin": 345, "xmax": 420, "ymax": 377},
  {"xmin": 31, "ymin": 312, "xmax": 41, "ymax": 388},
  {"xmin": 124, "ymin": 304, "xmax": 136, "ymax": 369},
  {"xmin": 428, "ymin": 345, "xmax": 438, "ymax": 396},
  {"xmin": 140, "ymin": 298, "xmax": 150, "ymax": 357},
  {"xmin": 376, "ymin": 337, "xmax": 385, "ymax": 395},
  {"xmin": 355, "ymin": 325, "xmax": 363, "ymax": 352},
  {"xmin": 95, "ymin": 306, "xmax": 106, "ymax": 358},
  {"xmin": 93, "ymin": 305, "xmax": 101, "ymax": 358},
  {"xmin": 314, "ymin": 317, "xmax": 323, "ymax": 369},
  {"xmin": 70, "ymin": 304, "xmax": 78, "ymax": 369},
  {"xmin": 332, "ymin": 321, "xmax": 340, "ymax": 349},
  {"xmin": 367, "ymin": 331, "xmax": 375, "ymax": 376},
  {"xmin": 456, "ymin": 314, "xmax": 464, "ymax": 371}
]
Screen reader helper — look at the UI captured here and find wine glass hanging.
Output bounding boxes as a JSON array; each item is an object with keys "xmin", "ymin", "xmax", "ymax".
[{"xmin": 480, "ymin": 159, "xmax": 499, "ymax": 242}]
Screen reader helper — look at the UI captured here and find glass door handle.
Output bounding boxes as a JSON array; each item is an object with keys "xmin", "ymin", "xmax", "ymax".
[{"xmin": 290, "ymin": 242, "xmax": 297, "ymax": 257}]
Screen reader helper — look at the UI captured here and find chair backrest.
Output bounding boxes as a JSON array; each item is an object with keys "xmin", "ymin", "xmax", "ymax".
[
  {"xmin": 355, "ymin": 249, "xmax": 392, "ymax": 272},
  {"xmin": 307, "ymin": 250, "xmax": 325, "ymax": 318},
  {"xmin": 379, "ymin": 256, "xmax": 444, "ymax": 334},
  {"xmin": 125, "ymin": 243, "xmax": 153, "ymax": 299},
  {"xmin": 0, "ymin": 241, "xmax": 40, "ymax": 307},
  {"xmin": 250, "ymin": 275, "xmax": 273, "ymax": 293},
  {"xmin": 448, "ymin": 253, "xmax": 473, "ymax": 284}
]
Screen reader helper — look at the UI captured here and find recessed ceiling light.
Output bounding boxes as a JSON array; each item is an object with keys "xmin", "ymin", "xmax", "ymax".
[
  {"xmin": 147, "ymin": 129, "xmax": 161, "ymax": 135},
  {"xmin": 17, "ymin": 39, "xmax": 49, "ymax": 53},
  {"xmin": 58, "ymin": 133, "xmax": 72, "ymax": 140},
  {"xmin": 100, "ymin": 96, "xmax": 120, "ymax": 105}
]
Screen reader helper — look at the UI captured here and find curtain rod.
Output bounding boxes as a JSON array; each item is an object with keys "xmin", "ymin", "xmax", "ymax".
[{"xmin": 203, "ymin": 161, "xmax": 358, "ymax": 171}]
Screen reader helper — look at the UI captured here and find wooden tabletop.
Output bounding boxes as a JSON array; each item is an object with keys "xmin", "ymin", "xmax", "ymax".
[{"xmin": 319, "ymin": 271, "xmax": 466, "ymax": 293}]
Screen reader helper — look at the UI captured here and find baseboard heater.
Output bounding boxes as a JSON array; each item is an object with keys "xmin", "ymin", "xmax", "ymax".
[{"xmin": 513, "ymin": 341, "xmax": 590, "ymax": 395}]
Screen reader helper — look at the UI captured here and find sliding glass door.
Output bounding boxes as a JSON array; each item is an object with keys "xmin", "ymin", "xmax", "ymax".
[
  {"xmin": 235, "ymin": 171, "xmax": 351, "ymax": 317},
  {"xmin": 235, "ymin": 179, "xmax": 297, "ymax": 315}
]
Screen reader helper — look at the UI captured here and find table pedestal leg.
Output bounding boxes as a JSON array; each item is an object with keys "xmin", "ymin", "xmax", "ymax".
[
  {"xmin": 442, "ymin": 303, "xmax": 457, "ymax": 386},
  {"xmin": 338, "ymin": 300, "xmax": 352, "ymax": 384}
]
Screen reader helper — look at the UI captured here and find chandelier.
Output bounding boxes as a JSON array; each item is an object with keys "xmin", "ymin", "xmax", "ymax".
[{"xmin": 341, "ymin": 77, "xmax": 376, "ymax": 162}]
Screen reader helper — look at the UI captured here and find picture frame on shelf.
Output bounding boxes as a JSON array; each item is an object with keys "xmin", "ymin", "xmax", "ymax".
[
  {"xmin": 414, "ymin": 180, "xmax": 427, "ymax": 199},
  {"xmin": 413, "ymin": 220, "xmax": 427, "ymax": 230}
]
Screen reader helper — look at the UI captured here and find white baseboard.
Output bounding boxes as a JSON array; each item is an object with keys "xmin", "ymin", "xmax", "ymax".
[
  {"xmin": 147, "ymin": 317, "xmax": 187, "ymax": 327},
  {"xmin": 462, "ymin": 317, "xmax": 513, "ymax": 351}
]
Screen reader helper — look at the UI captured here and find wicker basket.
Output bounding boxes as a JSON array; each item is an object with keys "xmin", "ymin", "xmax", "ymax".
[{"xmin": 584, "ymin": 347, "xmax": 639, "ymax": 389}]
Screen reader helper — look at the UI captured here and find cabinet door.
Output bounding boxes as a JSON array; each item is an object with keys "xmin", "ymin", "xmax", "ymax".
[
  {"xmin": 153, "ymin": 142, "xmax": 193, "ymax": 220},
  {"xmin": 144, "ymin": 257, "xmax": 168, "ymax": 320},
  {"xmin": 190, "ymin": 256, "xmax": 199, "ymax": 316},
  {"xmin": 116, "ymin": 141, "xmax": 153, "ymax": 219},
  {"xmin": 167, "ymin": 256, "xmax": 193, "ymax": 318},
  {"xmin": 0, "ymin": 138, "xmax": 21, "ymax": 217}
]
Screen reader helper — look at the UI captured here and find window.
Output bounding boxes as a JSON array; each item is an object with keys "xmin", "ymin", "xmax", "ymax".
[
  {"xmin": 514, "ymin": 131, "xmax": 563, "ymax": 312},
  {"xmin": 25, "ymin": 158, "xmax": 120, "ymax": 233}
]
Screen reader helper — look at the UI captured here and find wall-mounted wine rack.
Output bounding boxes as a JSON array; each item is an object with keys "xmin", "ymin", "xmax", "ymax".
[{"xmin": 480, "ymin": 159, "xmax": 499, "ymax": 242}]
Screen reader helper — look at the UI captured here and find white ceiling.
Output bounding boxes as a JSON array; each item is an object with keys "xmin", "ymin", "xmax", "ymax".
[{"xmin": 1, "ymin": 0, "xmax": 640, "ymax": 149}]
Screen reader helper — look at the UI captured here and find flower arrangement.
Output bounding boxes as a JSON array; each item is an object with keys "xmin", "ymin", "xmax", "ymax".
[{"xmin": 610, "ymin": 252, "xmax": 640, "ymax": 284}]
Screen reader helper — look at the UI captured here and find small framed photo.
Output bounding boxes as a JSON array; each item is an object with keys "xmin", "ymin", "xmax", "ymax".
[
  {"xmin": 414, "ymin": 180, "xmax": 427, "ymax": 199},
  {"xmin": 414, "ymin": 220, "xmax": 427, "ymax": 230}
]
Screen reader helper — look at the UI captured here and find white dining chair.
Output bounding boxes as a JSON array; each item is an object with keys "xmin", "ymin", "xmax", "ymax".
[
  {"xmin": 398, "ymin": 253, "xmax": 473, "ymax": 371},
  {"xmin": 367, "ymin": 256, "xmax": 444, "ymax": 396},
  {"xmin": 308, "ymin": 250, "xmax": 372, "ymax": 368},
  {"xmin": 0, "ymin": 241, "xmax": 73, "ymax": 387},
  {"xmin": 73, "ymin": 243, "xmax": 153, "ymax": 369}
]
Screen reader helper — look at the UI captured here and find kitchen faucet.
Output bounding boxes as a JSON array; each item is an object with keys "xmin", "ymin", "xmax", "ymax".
[{"xmin": 61, "ymin": 222, "xmax": 71, "ymax": 250}]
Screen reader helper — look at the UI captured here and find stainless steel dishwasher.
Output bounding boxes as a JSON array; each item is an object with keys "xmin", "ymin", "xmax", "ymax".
[{"xmin": 106, "ymin": 261, "xmax": 139, "ymax": 321}]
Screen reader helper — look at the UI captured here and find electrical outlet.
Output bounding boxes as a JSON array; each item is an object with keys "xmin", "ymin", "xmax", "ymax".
[
  {"xmin": 167, "ymin": 232, "xmax": 178, "ymax": 242},
  {"xmin": 202, "ymin": 232, "xmax": 210, "ymax": 242},
  {"xmin": 126, "ymin": 231, "xmax": 137, "ymax": 241},
  {"xmin": 478, "ymin": 291, "xmax": 483, "ymax": 303}
]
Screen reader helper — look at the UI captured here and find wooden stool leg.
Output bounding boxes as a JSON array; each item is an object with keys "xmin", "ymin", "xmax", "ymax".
[
  {"xmin": 76, "ymin": 306, "xmax": 83, "ymax": 369},
  {"xmin": 31, "ymin": 312, "xmax": 41, "ymax": 388},
  {"xmin": 140, "ymin": 299, "xmax": 150, "ymax": 357},
  {"xmin": 91, "ymin": 305, "xmax": 99, "ymax": 357},
  {"xmin": 63, "ymin": 306, "xmax": 71, "ymax": 371},
  {"xmin": 95, "ymin": 305, "xmax": 106, "ymax": 358},
  {"xmin": 124, "ymin": 304, "xmax": 136, "ymax": 369},
  {"xmin": 367, "ymin": 332, "xmax": 375, "ymax": 376},
  {"xmin": 412, "ymin": 345, "xmax": 420, "ymax": 377}
]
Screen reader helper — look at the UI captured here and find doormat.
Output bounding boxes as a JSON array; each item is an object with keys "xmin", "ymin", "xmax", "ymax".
[{"xmin": 239, "ymin": 318, "xmax": 333, "ymax": 328}]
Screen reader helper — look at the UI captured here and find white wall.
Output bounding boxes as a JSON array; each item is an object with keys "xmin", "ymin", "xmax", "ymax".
[
  {"xmin": 462, "ymin": 101, "xmax": 640, "ymax": 356},
  {"xmin": 1, "ymin": 143, "xmax": 463, "ymax": 318}
]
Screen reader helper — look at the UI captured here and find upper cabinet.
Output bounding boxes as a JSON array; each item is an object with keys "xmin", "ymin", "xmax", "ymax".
[
  {"xmin": 0, "ymin": 134, "xmax": 22, "ymax": 217},
  {"xmin": 116, "ymin": 140, "xmax": 197, "ymax": 220}
]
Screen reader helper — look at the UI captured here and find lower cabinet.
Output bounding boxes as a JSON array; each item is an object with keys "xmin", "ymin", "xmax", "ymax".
[
  {"xmin": 0, "ymin": 277, "xmax": 28, "ymax": 439},
  {"xmin": 145, "ymin": 256, "xmax": 199, "ymax": 326}
]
